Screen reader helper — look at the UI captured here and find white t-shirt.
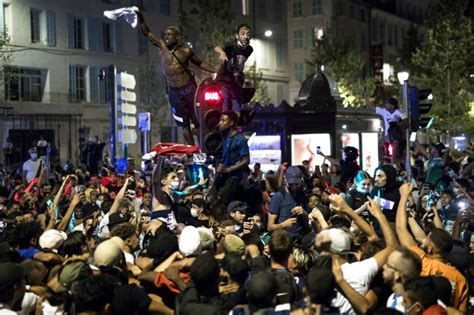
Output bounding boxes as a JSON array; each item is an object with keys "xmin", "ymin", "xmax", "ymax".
[
  {"xmin": 376, "ymin": 107, "xmax": 407, "ymax": 138},
  {"xmin": 387, "ymin": 292, "xmax": 405, "ymax": 312},
  {"xmin": 124, "ymin": 251, "xmax": 135, "ymax": 265},
  {"xmin": 19, "ymin": 292, "xmax": 38, "ymax": 315},
  {"xmin": 22, "ymin": 159, "xmax": 42, "ymax": 183},
  {"xmin": 331, "ymin": 257, "xmax": 379, "ymax": 314}
]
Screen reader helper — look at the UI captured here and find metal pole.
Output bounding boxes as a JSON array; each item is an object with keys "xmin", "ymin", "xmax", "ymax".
[
  {"xmin": 108, "ymin": 65, "xmax": 117, "ymax": 167},
  {"xmin": 403, "ymin": 80, "xmax": 412, "ymax": 180}
]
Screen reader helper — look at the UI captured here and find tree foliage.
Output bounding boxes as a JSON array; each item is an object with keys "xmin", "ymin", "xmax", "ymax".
[
  {"xmin": 178, "ymin": 0, "xmax": 235, "ymax": 72},
  {"xmin": 136, "ymin": 55, "xmax": 169, "ymax": 141},
  {"xmin": 1, "ymin": 28, "xmax": 13, "ymax": 85},
  {"xmin": 305, "ymin": 28, "xmax": 375, "ymax": 108},
  {"xmin": 410, "ymin": 0, "xmax": 473, "ymax": 133},
  {"xmin": 245, "ymin": 61, "xmax": 271, "ymax": 105}
]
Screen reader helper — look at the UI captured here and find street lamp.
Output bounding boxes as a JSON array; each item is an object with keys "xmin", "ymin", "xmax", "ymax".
[
  {"xmin": 397, "ymin": 71, "xmax": 412, "ymax": 180},
  {"xmin": 397, "ymin": 71, "xmax": 409, "ymax": 85}
]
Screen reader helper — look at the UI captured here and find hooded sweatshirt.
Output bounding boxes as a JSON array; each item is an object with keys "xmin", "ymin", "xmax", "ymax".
[{"xmin": 370, "ymin": 164, "xmax": 400, "ymax": 222}]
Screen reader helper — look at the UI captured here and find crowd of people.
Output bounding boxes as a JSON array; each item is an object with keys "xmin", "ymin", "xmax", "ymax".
[{"xmin": 0, "ymin": 133, "xmax": 472, "ymax": 315}]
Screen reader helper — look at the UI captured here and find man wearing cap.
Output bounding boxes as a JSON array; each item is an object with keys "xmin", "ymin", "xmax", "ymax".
[
  {"xmin": 267, "ymin": 166, "xmax": 308, "ymax": 241},
  {"xmin": 0, "ymin": 262, "xmax": 25, "ymax": 314},
  {"xmin": 227, "ymin": 200, "xmax": 256, "ymax": 235},
  {"xmin": 397, "ymin": 182, "xmax": 469, "ymax": 313},
  {"xmin": 22, "ymin": 147, "xmax": 42, "ymax": 184}
]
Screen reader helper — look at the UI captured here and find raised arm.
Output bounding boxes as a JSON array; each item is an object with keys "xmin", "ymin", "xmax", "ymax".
[
  {"xmin": 396, "ymin": 183, "xmax": 417, "ymax": 248},
  {"xmin": 329, "ymin": 195, "xmax": 378, "ymax": 242},
  {"xmin": 189, "ymin": 50, "xmax": 218, "ymax": 73},
  {"xmin": 366, "ymin": 197, "xmax": 398, "ymax": 268},
  {"xmin": 136, "ymin": 10, "xmax": 165, "ymax": 48},
  {"xmin": 53, "ymin": 175, "xmax": 70, "ymax": 209},
  {"xmin": 57, "ymin": 192, "xmax": 82, "ymax": 231},
  {"xmin": 332, "ymin": 258, "xmax": 372, "ymax": 314},
  {"xmin": 407, "ymin": 216, "xmax": 427, "ymax": 243},
  {"xmin": 109, "ymin": 177, "xmax": 131, "ymax": 215}
]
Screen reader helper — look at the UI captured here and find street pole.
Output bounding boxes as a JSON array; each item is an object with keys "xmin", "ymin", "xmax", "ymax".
[
  {"xmin": 402, "ymin": 80, "xmax": 412, "ymax": 181},
  {"xmin": 108, "ymin": 65, "xmax": 117, "ymax": 167}
]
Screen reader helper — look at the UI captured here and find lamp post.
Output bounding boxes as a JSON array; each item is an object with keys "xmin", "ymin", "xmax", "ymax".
[{"xmin": 397, "ymin": 71, "xmax": 412, "ymax": 180}]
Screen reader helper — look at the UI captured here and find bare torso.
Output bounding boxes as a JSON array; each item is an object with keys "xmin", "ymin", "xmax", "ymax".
[{"xmin": 160, "ymin": 47, "xmax": 194, "ymax": 88}]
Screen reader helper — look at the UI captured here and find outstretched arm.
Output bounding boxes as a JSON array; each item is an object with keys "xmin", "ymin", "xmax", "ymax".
[
  {"xmin": 396, "ymin": 183, "xmax": 417, "ymax": 248},
  {"xmin": 214, "ymin": 45, "xmax": 228, "ymax": 62},
  {"xmin": 366, "ymin": 197, "xmax": 398, "ymax": 268},
  {"xmin": 189, "ymin": 49, "xmax": 218, "ymax": 73},
  {"xmin": 136, "ymin": 10, "xmax": 165, "ymax": 48}
]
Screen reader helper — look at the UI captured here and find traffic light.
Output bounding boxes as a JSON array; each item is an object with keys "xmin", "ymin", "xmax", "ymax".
[
  {"xmin": 409, "ymin": 86, "xmax": 433, "ymax": 131},
  {"xmin": 195, "ymin": 78, "xmax": 224, "ymax": 155}
]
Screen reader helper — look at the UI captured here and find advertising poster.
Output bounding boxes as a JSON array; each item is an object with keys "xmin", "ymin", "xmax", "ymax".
[
  {"xmin": 248, "ymin": 135, "xmax": 281, "ymax": 172},
  {"xmin": 291, "ymin": 134, "xmax": 331, "ymax": 169},
  {"xmin": 361, "ymin": 133, "xmax": 379, "ymax": 176}
]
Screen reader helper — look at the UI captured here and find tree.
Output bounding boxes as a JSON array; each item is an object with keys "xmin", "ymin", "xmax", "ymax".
[
  {"xmin": 410, "ymin": 0, "xmax": 474, "ymax": 133},
  {"xmin": 1, "ymin": 28, "xmax": 13, "ymax": 85},
  {"xmin": 244, "ymin": 61, "xmax": 271, "ymax": 105},
  {"xmin": 178, "ymin": 0, "xmax": 235, "ymax": 75},
  {"xmin": 136, "ymin": 55, "xmax": 169, "ymax": 143},
  {"xmin": 306, "ymin": 27, "xmax": 375, "ymax": 108}
]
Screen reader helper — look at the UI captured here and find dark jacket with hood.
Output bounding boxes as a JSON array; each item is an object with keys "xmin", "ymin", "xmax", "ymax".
[{"xmin": 370, "ymin": 164, "xmax": 400, "ymax": 222}]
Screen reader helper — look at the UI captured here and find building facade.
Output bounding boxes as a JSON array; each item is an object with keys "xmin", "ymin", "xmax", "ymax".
[{"xmin": 287, "ymin": 0, "xmax": 430, "ymax": 103}]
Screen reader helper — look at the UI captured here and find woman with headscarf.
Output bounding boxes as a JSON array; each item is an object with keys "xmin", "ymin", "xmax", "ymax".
[{"xmin": 370, "ymin": 164, "xmax": 400, "ymax": 222}]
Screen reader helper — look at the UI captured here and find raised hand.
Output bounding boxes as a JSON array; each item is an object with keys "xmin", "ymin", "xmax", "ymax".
[{"xmin": 399, "ymin": 182, "xmax": 413, "ymax": 196}]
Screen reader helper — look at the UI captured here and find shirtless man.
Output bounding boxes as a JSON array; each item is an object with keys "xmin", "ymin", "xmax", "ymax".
[{"xmin": 137, "ymin": 11, "xmax": 216, "ymax": 145}]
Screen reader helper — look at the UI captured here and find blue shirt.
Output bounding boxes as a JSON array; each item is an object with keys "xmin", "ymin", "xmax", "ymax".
[
  {"xmin": 222, "ymin": 132, "xmax": 249, "ymax": 177},
  {"xmin": 269, "ymin": 191, "xmax": 304, "ymax": 239}
]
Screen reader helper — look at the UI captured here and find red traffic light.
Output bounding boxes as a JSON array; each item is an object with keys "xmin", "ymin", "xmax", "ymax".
[{"xmin": 202, "ymin": 86, "xmax": 223, "ymax": 106}]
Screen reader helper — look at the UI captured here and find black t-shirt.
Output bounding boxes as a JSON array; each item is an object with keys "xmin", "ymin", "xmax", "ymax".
[
  {"xmin": 219, "ymin": 42, "xmax": 253, "ymax": 87},
  {"xmin": 112, "ymin": 283, "xmax": 151, "ymax": 315},
  {"xmin": 339, "ymin": 160, "xmax": 360, "ymax": 185}
]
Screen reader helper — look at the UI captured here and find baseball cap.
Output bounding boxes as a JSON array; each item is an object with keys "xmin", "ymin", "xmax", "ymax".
[
  {"xmin": 39, "ymin": 229, "xmax": 67, "ymax": 251},
  {"xmin": 58, "ymin": 261, "xmax": 91, "ymax": 292},
  {"xmin": 318, "ymin": 228, "xmax": 351, "ymax": 254},
  {"xmin": 93, "ymin": 237, "xmax": 125, "ymax": 267},
  {"xmin": 179, "ymin": 226, "xmax": 202, "ymax": 257},
  {"xmin": 286, "ymin": 166, "xmax": 303, "ymax": 184},
  {"xmin": 227, "ymin": 200, "xmax": 249, "ymax": 213},
  {"xmin": 223, "ymin": 234, "xmax": 245, "ymax": 256}
]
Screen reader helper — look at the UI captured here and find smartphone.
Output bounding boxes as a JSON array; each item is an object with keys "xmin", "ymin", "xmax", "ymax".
[
  {"xmin": 46, "ymin": 199, "xmax": 53, "ymax": 207},
  {"xmin": 316, "ymin": 146, "xmax": 321, "ymax": 154},
  {"xmin": 374, "ymin": 196, "xmax": 395, "ymax": 210}
]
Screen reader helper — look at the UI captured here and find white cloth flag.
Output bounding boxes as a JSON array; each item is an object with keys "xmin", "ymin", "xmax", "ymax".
[{"xmin": 103, "ymin": 6, "xmax": 139, "ymax": 28}]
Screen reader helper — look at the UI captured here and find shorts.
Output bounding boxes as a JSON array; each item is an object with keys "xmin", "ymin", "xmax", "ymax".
[{"xmin": 168, "ymin": 81, "xmax": 199, "ymax": 128}]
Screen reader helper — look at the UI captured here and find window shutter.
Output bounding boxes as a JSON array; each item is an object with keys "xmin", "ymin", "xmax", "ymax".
[
  {"xmin": 113, "ymin": 23, "xmax": 123, "ymax": 54},
  {"xmin": 90, "ymin": 67, "xmax": 98, "ymax": 102},
  {"xmin": 87, "ymin": 17, "xmax": 98, "ymax": 51},
  {"xmin": 67, "ymin": 14, "xmax": 74, "ymax": 48},
  {"xmin": 99, "ymin": 76, "xmax": 106, "ymax": 103},
  {"xmin": 69, "ymin": 65, "xmax": 77, "ymax": 101},
  {"xmin": 46, "ymin": 10, "xmax": 56, "ymax": 47}
]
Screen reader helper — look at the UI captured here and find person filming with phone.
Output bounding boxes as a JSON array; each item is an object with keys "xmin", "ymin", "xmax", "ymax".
[
  {"xmin": 370, "ymin": 164, "xmax": 401, "ymax": 223},
  {"xmin": 267, "ymin": 166, "xmax": 309, "ymax": 242}
]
